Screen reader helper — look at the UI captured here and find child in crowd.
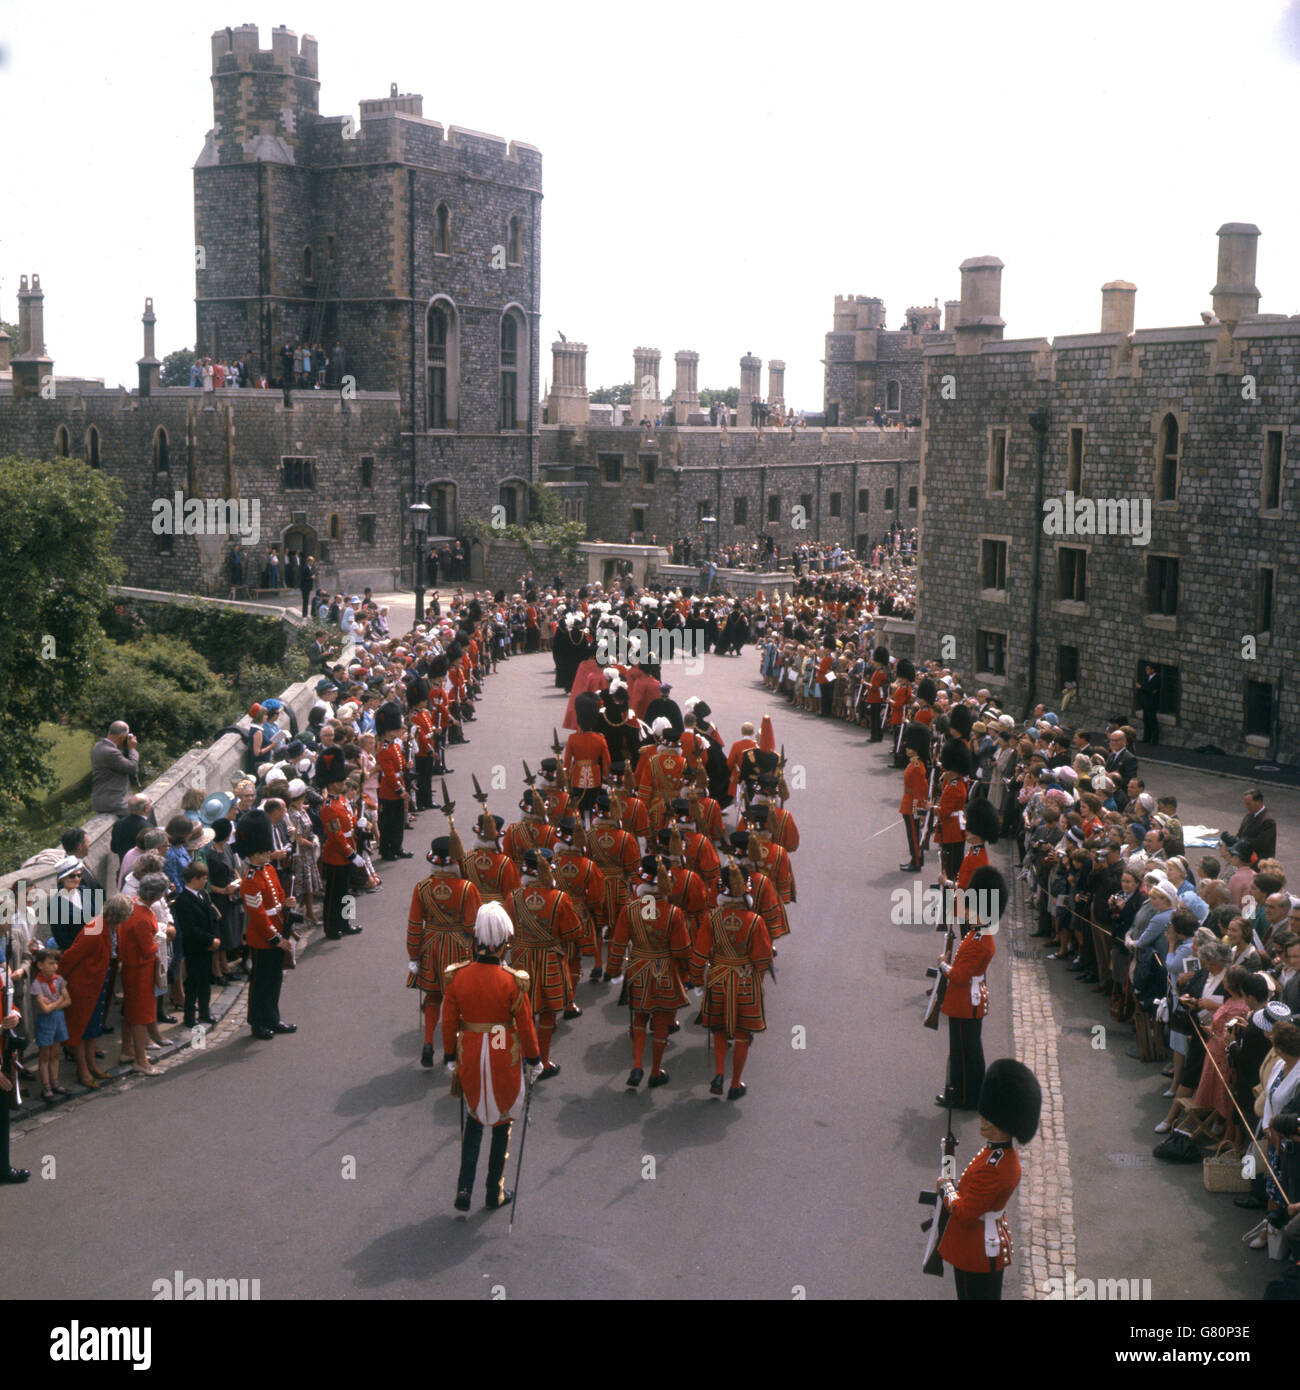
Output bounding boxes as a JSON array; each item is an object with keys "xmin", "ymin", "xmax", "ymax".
[{"xmin": 31, "ymin": 948, "xmax": 71, "ymax": 1101}]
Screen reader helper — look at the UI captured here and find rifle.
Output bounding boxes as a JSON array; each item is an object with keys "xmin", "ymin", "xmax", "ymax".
[
  {"xmin": 918, "ymin": 1099, "xmax": 957, "ymax": 1275},
  {"xmin": 3, "ymin": 925, "xmax": 21, "ymax": 1110},
  {"xmin": 922, "ymin": 883, "xmax": 955, "ymax": 1031}
]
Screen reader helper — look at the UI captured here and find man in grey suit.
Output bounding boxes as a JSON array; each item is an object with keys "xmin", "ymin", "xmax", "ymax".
[{"xmin": 90, "ymin": 722, "xmax": 140, "ymax": 816}]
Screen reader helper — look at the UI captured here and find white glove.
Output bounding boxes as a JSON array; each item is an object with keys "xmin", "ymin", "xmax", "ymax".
[
  {"xmin": 527, "ymin": 1062, "xmax": 544, "ymax": 1083},
  {"xmin": 691, "ymin": 987, "xmax": 703, "ymax": 999},
  {"xmin": 351, "ymin": 854, "xmax": 367, "ymax": 869},
  {"xmin": 407, "ymin": 961, "xmax": 418, "ymax": 975},
  {"xmin": 445, "ymin": 1061, "xmax": 457, "ymax": 1076},
  {"xmin": 1155, "ymin": 997, "xmax": 1169, "ymax": 1023}
]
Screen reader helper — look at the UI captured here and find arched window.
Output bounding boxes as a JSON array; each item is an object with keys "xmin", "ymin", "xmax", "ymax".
[
  {"xmin": 508, "ymin": 215, "xmax": 521, "ymax": 265},
  {"xmin": 85, "ymin": 426, "xmax": 101, "ymax": 469},
  {"xmin": 1157, "ymin": 413, "xmax": 1179, "ymax": 502},
  {"xmin": 886, "ymin": 379, "xmax": 901, "ymax": 413},
  {"xmin": 434, "ymin": 204, "xmax": 450, "ymax": 256},
  {"xmin": 325, "ymin": 233, "xmax": 335, "ymax": 265},
  {"xmin": 153, "ymin": 427, "xmax": 169, "ymax": 475},
  {"xmin": 499, "ymin": 307, "xmax": 528, "ymax": 431},
  {"xmin": 427, "ymin": 480, "xmax": 457, "ymax": 536},
  {"xmin": 426, "ymin": 298, "xmax": 459, "ymax": 429},
  {"xmin": 303, "ymin": 245, "xmax": 314, "ymax": 282},
  {"xmin": 54, "ymin": 425, "xmax": 70, "ymax": 458}
]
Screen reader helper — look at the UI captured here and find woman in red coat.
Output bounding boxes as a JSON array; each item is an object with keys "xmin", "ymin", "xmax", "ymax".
[
  {"xmin": 120, "ymin": 875, "xmax": 169, "ymax": 1076},
  {"xmin": 60, "ymin": 897, "xmax": 130, "ymax": 1088}
]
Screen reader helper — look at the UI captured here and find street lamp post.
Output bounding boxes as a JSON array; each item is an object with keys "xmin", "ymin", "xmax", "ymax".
[{"xmin": 409, "ymin": 500, "xmax": 431, "ymax": 623}]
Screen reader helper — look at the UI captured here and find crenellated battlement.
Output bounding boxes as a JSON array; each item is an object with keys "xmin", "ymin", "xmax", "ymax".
[{"xmin": 210, "ymin": 24, "xmax": 318, "ymax": 77}]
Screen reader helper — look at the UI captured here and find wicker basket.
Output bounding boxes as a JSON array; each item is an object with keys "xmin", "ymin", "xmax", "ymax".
[{"xmin": 1203, "ymin": 1140, "xmax": 1251, "ymax": 1194}]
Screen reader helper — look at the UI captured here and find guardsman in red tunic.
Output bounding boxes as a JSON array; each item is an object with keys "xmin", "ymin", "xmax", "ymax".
[
  {"xmin": 865, "ymin": 645, "xmax": 890, "ymax": 743},
  {"xmin": 638, "ymin": 719, "xmax": 689, "ymax": 839},
  {"xmin": 950, "ymin": 797, "xmax": 999, "ymax": 898},
  {"xmin": 376, "ymin": 702, "xmax": 411, "ymax": 861},
  {"xmin": 236, "ymin": 809, "xmax": 297, "ymax": 1040},
  {"xmin": 686, "ymin": 771, "xmax": 726, "ymax": 849},
  {"xmin": 503, "ymin": 790, "xmax": 558, "ymax": 868},
  {"xmin": 564, "ymin": 696, "xmax": 611, "ymax": 822},
  {"xmin": 889, "ymin": 657, "xmax": 916, "ymax": 765},
  {"xmin": 607, "ymin": 856, "xmax": 691, "ymax": 1089},
  {"xmin": 691, "ymin": 863, "xmax": 773, "ymax": 1100},
  {"xmin": 726, "ymin": 724, "xmax": 758, "ymax": 800},
  {"xmin": 536, "ymin": 758, "xmax": 570, "ymax": 826},
  {"xmin": 316, "ymin": 747, "xmax": 365, "ymax": 940},
  {"xmin": 442, "ymin": 902, "xmax": 542, "ymax": 1212},
  {"xmin": 728, "ymin": 830, "xmax": 790, "ymax": 943},
  {"xmin": 937, "ymin": 866, "xmax": 1005, "ymax": 1111},
  {"xmin": 935, "ymin": 738, "xmax": 973, "ymax": 883},
  {"xmin": 506, "ymin": 848, "xmax": 584, "ymax": 1077},
  {"xmin": 747, "ymin": 774, "xmax": 799, "ymax": 852},
  {"xmin": 587, "ymin": 789, "xmax": 641, "ymax": 980},
  {"xmin": 407, "ymin": 678, "xmax": 436, "ymax": 811},
  {"xmin": 743, "ymin": 804, "xmax": 796, "ymax": 904},
  {"xmin": 459, "ymin": 812, "xmax": 521, "ymax": 905},
  {"xmin": 552, "ymin": 816, "xmax": 607, "ymax": 985},
  {"xmin": 914, "ymin": 675, "xmax": 937, "ymax": 730},
  {"xmin": 899, "ymin": 721, "xmax": 931, "ymax": 872},
  {"xmin": 666, "ymin": 798, "xmax": 721, "ymax": 893},
  {"xmin": 937, "ymin": 1057, "xmax": 1040, "ymax": 1300},
  {"xmin": 408, "ymin": 835, "xmax": 481, "ymax": 1069}
]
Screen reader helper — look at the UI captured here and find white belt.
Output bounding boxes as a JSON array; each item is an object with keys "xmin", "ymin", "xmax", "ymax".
[
  {"xmin": 983, "ymin": 1208, "xmax": 1006, "ymax": 1257},
  {"xmin": 970, "ymin": 973, "xmax": 985, "ymax": 1007}
]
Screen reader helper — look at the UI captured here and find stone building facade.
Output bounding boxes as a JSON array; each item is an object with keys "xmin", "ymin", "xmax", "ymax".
[
  {"xmin": 916, "ymin": 226, "xmax": 1299, "ymax": 764},
  {"xmin": 823, "ymin": 296, "xmax": 951, "ymax": 425}
]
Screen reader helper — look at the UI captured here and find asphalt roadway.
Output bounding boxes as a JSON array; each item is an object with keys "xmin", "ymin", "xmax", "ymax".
[{"xmin": 8, "ymin": 644, "xmax": 1294, "ymax": 1301}]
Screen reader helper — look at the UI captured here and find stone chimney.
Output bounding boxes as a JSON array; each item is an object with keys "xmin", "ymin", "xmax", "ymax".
[
  {"xmin": 859, "ymin": 297, "xmax": 886, "ymax": 330},
  {"xmin": 674, "ymin": 350, "xmax": 700, "ymax": 424},
  {"xmin": 547, "ymin": 339, "xmax": 589, "ymax": 427},
  {"xmin": 767, "ymin": 360, "xmax": 786, "ymax": 416},
  {"xmin": 11, "ymin": 273, "xmax": 53, "ymax": 402},
  {"xmin": 1100, "ymin": 280, "xmax": 1136, "ymax": 334},
  {"xmin": 631, "ymin": 346, "xmax": 661, "ymax": 423},
  {"xmin": 0, "ymin": 325, "xmax": 10, "ymax": 373},
  {"xmin": 943, "ymin": 299, "xmax": 961, "ymax": 331},
  {"xmin": 137, "ymin": 297, "xmax": 161, "ymax": 396},
  {"xmin": 1211, "ymin": 222, "xmax": 1261, "ymax": 325},
  {"xmin": 738, "ymin": 353, "xmax": 762, "ymax": 425},
  {"xmin": 954, "ymin": 256, "xmax": 1005, "ymax": 355}
]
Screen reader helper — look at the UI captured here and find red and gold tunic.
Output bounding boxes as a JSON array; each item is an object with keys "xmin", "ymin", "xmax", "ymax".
[
  {"xmin": 749, "ymin": 838, "xmax": 795, "ymax": 904},
  {"xmin": 938, "ymin": 776, "xmax": 970, "ymax": 845},
  {"xmin": 407, "ymin": 873, "xmax": 480, "ymax": 993},
  {"xmin": 900, "ymin": 759, "xmax": 929, "ymax": 816},
  {"xmin": 552, "ymin": 849, "xmax": 606, "ymax": 960},
  {"xmin": 459, "ymin": 844, "xmax": 521, "ymax": 905},
  {"xmin": 690, "ymin": 901, "xmax": 773, "ymax": 1036},
  {"xmin": 662, "ymin": 863, "xmax": 713, "ymax": 941},
  {"xmin": 540, "ymin": 785, "xmax": 569, "ymax": 825},
  {"xmin": 956, "ymin": 844, "xmax": 989, "ymax": 893},
  {"xmin": 942, "ymin": 929, "xmax": 994, "ymax": 1020},
  {"xmin": 378, "ymin": 736, "xmax": 406, "ymax": 801},
  {"xmin": 866, "ymin": 667, "xmax": 888, "ymax": 705},
  {"xmin": 678, "ymin": 830, "xmax": 720, "ymax": 902},
  {"xmin": 747, "ymin": 867, "xmax": 790, "ymax": 941},
  {"xmin": 938, "ymin": 1142, "xmax": 1020, "ymax": 1273},
  {"xmin": 564, "ymin": 730, "xmax": 611, "ymax": 791},
  {"xmin": 506, "ymin": 883, "xmax": 584, "ymax": 1013},
  {"xmin": 888, "ymin": 681, "xmax": 912, "ymax": 728},
  {"xmin": 689, "ymin": 794, "xmax": 725, "ymax": 847},
  {"xmin": 587, "ymin": 818, "xmax": 640, "ymax": 928},
  {"xmin": 726, "ymin": 738, "xmax": 757, "ymax": 796},
  {"xmin": 441, "ymin": 959, "xmax": 540, "ymax": 1127},
  {"xmin": 607, "ymin": 895, "xmax": 690, "ymax": 1012},
  {"xmin": 764, "ymin": 805, "xmax": 800, "ymax": 853},
  {"xmin": 617, "ymin": 793, "xmax": 652, "ymax": 845},
  {"xmin": 320, "ymin": 794, "xmax": 357, "ymax": 866},
  {"xmin": 502, "ymin": 817, "xmax": 558, "ymax": 868},
  {"xmin": 242, "ymin": 863, "xmax": 286, "ymax": 949}
]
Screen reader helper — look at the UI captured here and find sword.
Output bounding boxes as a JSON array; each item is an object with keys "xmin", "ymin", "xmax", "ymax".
[
  {"xmin": 551, "ymin": 728, "xmax": 563, "ymax": 758},
  {"xmin": 522, "ymin": 759, "xmax": 536, "ymax": 789},
  {"xmin": 508, "ymin": 1066, "xmax": 535, "ymax": 1235},
  {"xmin": 439, "ymin": 778, "xmax": 455, "ymax": 820},
  {"xmin": 471, "ymin": 774, "xmax": 488, "ymax": 807}
]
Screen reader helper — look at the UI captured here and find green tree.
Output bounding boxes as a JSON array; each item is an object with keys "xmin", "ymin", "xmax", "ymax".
[
  {"xmin": 161, "ymin": 346, "xmax": 196, "ymax": 387},
  {"xmin": 0, "ymin": 457, "xmax": 124, "ymax": 828},
  {"xmin": 590, "ymin": 382, "xmax": 634, "ymax": 405},
  {"xmin": 1, "ymin": 321, "xmax": 17, "ymax": 345},
  {"xmin": 698, "ymin": 386, "xmax": 739, "ymax": 408}
]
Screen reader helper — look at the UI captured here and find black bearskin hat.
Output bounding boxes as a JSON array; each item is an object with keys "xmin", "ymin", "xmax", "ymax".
[
  {"xmin": 872, "ymin": 646, "xmax": 890, "ymax": 664},
  {"xmin": 377, "ymin": 701, "xmax": 404, "ymax": 734},
  {"xmin": 965, "ymin": 797, "xmax": 1000, "ymax": 846},
  {"xmin": 917, "ymin": 676, "xmax": 938, "ymax": 705},
  {"xmin": 896, "ymin": 657, "xmax": 916, "ymax": 682},
  {"xmin": 949, "ymin": 704, "xmax": 974, "ymax": 738},
  {"xmin": 234, "ymin": 808, "xmax": 274, "ymax": 857},
  {"xmin": 575, "ymin": 692, "xmax": 601, "ymax": 733},
  {"xmin": 428, "ymin": 654, "xmax": 449, "ymax": 680},
  {"xmin": 314, "ymin": 747, "xmax": 349, "ymax": 789},
  {"xmin": 466, "ymin": 600, "xmax": 483, "ymax": 625},
  {"xmin": 966, "ymin": 865, "xmax": 1008, "ymax": 926},
  {"xmin": 940, "ymin": 739, "xmax": 973, "ymax": 776},
  {"xmin": 406, "ymin": 677, "xmax": 430, "ymax": 708},
  {"xmin": 977, "ymin": 1059, "xmax": 1042, "ymax": 1145},
  {"xmin": 901, "ymin": 721, "xmax": 931, "ymax": 760}
]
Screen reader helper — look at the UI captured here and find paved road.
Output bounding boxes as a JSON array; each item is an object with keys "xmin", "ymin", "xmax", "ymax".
[{"xmin": 6, "ymin": 649, "xmax": 1012, "ymax": 1300}]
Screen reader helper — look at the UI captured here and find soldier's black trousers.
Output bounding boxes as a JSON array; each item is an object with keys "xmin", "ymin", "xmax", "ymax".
[
  {"xmin": 902, "ymin": 813, "xmax": 923, "ymax": 867},
  {"xmin": 379, "ymin": 798, "xmax": 405, "ymax": 858},
  {"xmin": 947, "ymin": 1015, "xmax": 985, "ymax": 1108},
  {"xmin": 322, "ymin": 860, "xmax": 350, "ymax": 938},
  {"xmin": 414, "ymin": 754, "xmax": 434, "ymax": 810},
  {"xmin": 953, "ymin": 1266, "xmax": 1003, "ymax": 1300},
  {"xmin": 247, "ymin": 946, "xmax": 284, "ymax": 1032},
  {"xmin": 868, "ymin": 703, "xmax": 884, "ymax": 741}
]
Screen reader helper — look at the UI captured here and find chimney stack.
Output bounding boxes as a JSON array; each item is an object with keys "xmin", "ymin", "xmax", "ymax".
[
  {"xmin": 954, "ymin": 256, "xmax": 1005, "ymax": 355},
  {"xmin": 767, "ymin": 360, "xmax": 786, "ymax": 417},
  {"xmin": 11, "ymin": 273, "xmax": 53, "ymax": 402},
  {"xmin": 1100, "ymin": 280, "xmax": 1137, "ymax": 334},
  {"xmin": 547, "ymin": 339, "xmax": 589, "ymax": 427},
  {"xmin": 631, "ymin": 347, "xmax": 661, "ymax": 423},
  {"xmin": 673, "ymin": 350, "xmax": 700, "ymax": 424},
  {"xmin": 943, "ymin": 299, "xmax": 961, "ymax": 331},
  {"xmin": 1211, "ymin": 222, "xmax": 1261, "ymax": 325},
  {"xmin": 137, "ymin": 297, "xmax": 161, "ymax": 396},
  {"xmin": 0, "ymin": 326, "xmax": 10, "ymax": 373},
  {"xmin": 737, "ymin": 353, "xmax": 762, "ymax": 425}
]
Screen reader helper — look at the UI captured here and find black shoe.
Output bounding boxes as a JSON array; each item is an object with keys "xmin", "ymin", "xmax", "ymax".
[
  {"xmin": 710, "ymin": 1073, "xmax": 725, "ymax": 1095},
  {"xmin": 935, "ymin": 1092, "xmax": 956, "ymax": 1108},
  {"xmin": 900, "ymin": 862, "xmax": 922, "ymax": 873},
  {"xmin": 626, "ymin": 1067, "xmax": 644, "ymax": 1088},
  {"xmin": 379, "ymin": 855, "xmax": 398, "ymax": 863},
  {"xmin": 340, "ymin": 924, "xmax": 363, "ymax": 935},
  {"xmin": 198, "ymin": 1016, "xmax": 217, "ymax": 1025},
  {"xmin": 647, "ymin": 1070, "xmax": 670, "ymax": 1088},
  {"xmin": 157, "ymin": 1013, "xmax": 177, "ymax": 1024},
  {"xmin": 100, "ymin": 1023, "xmax": 115, "ymax": 1034},
  {"xmin": 183, "ymin": 1017, "xmax": 196, "ymax": 1029},
  {"xmin": 563, "ymin": 1005, "xmax": 582, "ymax": 1020},
  {"xmin": 454, "ymin": 1189, "xmax": 472, "ymax": 1212},
  {"xmin": 1234, "ymin": 1195, "xmax": 1267, "ymax": 1210},
  {"xmin": 727, "ymin": 1083, "xmax": 746, "ymax": 1101},
  {"xmin": 324, "ymin": 932, "xmax": 343, "ymax": 940},
  {"xmin": 484, "ymin": 1188, "xmax": 514, "ymax": 1210},
  {"xmin": 271, "ymin": 1022, "xmax": 297, "ymax": 1034},
  {"xmin": 251, "ymin": 1028, "xmax": 275, "ymax": 1040},
  {"xmin": 396, "ymin": 851, "xmax": 413, "ymax": 859},
  {"xmin": 421, "ymin": 1044, "xmax": 435, "ymax": 1069},
  {"xmin": 590, "ymin": 966, "xmax": 604, "ymax": 981},
  {"xmin": 539, "ymin": 1063, "xmax": 560, "ymax": 1080},
  {"xmin": 602, "ymin": 970, "xmax": 617, "ymax": 982},
  {"xmin": 0, "ymin": 1168, "xmax": 30, "ymax": 1184},
  {"xmin": 666, "ymin": 1022, "xmax": 680, "ymax": 1035},
  {"xmin": 1079, "ymin": 972, "xmax": 1099, "ymax": 984}
]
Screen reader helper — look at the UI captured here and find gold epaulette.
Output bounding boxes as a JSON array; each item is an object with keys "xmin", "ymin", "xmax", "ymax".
[
  {"xmin": 443, "ymin": 960, "xmax": 473, "ymax": 984},
  {"xmin": 505, "ymin": 965, "xmax": 530, "ymax": 985}
]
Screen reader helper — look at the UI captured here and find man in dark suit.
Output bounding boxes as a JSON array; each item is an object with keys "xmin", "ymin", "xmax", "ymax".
[
  {"xmin": 110, "ymin": 795, "xmax": 154, "ymax": 863},
  {"xmin": 1104, "ymin": 728, "xmax": 1139, "ymax": 787},
  {"xmin": 1237, "ymin": 789, "xmax": 1277, "ymax": 861},
  {"xmin": 1134, "ymin": 664, "xmax": 1161, "ymax": 744},
  {"xmin": 175, "ymin": 860, "xmax": 221, "ymax": 1027},
  {"xmin": 299, "ymin": 554, "xmax": 316, "ymax": 618}
]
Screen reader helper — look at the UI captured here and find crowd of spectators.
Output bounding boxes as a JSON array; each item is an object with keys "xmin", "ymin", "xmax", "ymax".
[{"xmin": 185, "ymin": 341, "xmax": 348, "ymax": 395}]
